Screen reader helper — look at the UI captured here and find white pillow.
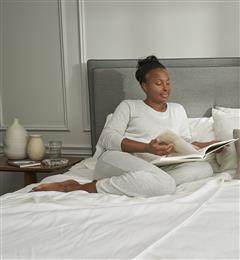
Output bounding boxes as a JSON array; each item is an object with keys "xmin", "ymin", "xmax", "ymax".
[
  {"xmin": 212, "ymin": 108, "xmax": 240, "ymax": 139},
  {"xmin": 212, "ymin": 108, "xmax": 240, "ymax": 171},
  {"xmin": 188, "ymin": 117, "xmax": 216, "ymax": 142},
  {"xmin": 215, "ymin": 106, "xmax": 240, "ymax": 115}
]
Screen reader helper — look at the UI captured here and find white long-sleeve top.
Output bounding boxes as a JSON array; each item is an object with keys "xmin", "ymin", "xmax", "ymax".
[{"xmin": 100, "ymin": 100, "xmax": 191, "ymax": 158}]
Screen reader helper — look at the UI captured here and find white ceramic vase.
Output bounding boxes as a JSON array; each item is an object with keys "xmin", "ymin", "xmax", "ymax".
[
  {"xmin": 27, "ymin": 135, "xmax": 46, "ymax": 161},
  {"xmin": 4, "ymin": 118, "xmax": 28, "ymax": 159}
]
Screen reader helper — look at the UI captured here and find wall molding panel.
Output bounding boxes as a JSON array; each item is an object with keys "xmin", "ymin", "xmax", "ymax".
[
  {"xmin": 0, "ymin": 0, "xmax": 70, "ymax": 132},
  {"xmin": 61, "ymin": 144, "xmax": 92, "ymax": 156},
  {"xmin": 0, "ymin": 144, "xmax": 92, "ymax": 157},
  {"xmin": 56, "ymin": 0, "xmax": 71, "ymax": 132},
  {"xmin": 78, "ymin": 0, "xmax": 90, "ymax": 132},
  {"xmin": 0, "ymin": 0, "xmax": 4, "ymax": 129}
]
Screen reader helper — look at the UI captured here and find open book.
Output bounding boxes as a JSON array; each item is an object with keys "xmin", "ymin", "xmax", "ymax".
[{"xmin": 150, "ymin": 130, "xmax": 238, "ymax": 166}]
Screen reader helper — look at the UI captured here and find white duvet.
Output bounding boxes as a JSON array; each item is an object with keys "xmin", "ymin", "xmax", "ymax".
[{"xmin": 1, "ymin": 162, "xmax": 239, "ymax": 259}]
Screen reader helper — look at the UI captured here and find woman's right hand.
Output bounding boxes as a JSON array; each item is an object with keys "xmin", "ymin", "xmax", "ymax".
[{"xmin": 146, "ymin": 138, "xmax": 174, "ymax": 156}]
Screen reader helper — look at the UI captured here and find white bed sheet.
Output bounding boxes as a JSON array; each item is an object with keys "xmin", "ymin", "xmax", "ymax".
[{"xmin": 1, "ymin": 163, "xmax": 239, "ymax": 259}]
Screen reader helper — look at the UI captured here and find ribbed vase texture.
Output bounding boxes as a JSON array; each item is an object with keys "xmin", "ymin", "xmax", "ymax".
[
  {"xmin": 27, "ymin": 135, "xmax": 46, "ymax": 161},
  {"xmin": 4, "ymin": 118, "xmax": 28, "ymax": 159}
]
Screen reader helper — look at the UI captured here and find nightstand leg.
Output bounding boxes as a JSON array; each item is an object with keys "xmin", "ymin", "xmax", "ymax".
[{"xmin": 24, "ymin": 172, "xmax": 37, "ymax": 186}]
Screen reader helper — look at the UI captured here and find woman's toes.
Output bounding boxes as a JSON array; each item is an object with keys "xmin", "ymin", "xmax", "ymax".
[
  {"xmin": 31, "ymin": 182, "xmax": 65, "ymax": 192},
  {"xmin": 31, "ymin": 184, "xmax": 45, "ymax": 192}
]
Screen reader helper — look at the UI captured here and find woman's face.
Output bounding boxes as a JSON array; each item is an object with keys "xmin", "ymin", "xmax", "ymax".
[{"xmin": 142, "ymin": 68, "xmax": 171, "ymax": 104}]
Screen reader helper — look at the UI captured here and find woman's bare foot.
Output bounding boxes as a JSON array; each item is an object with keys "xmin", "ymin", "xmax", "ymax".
[
  {"xmin": 31, "ymin": 179, "xmax": 97, "ymax": 193},
  {"xmin": 31, "ymin": 180, "xmax": 81, "ymax": 192}
]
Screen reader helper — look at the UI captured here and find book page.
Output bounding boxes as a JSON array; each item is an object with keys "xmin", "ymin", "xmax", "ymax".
[
  {"xmin": 151, "ymin": 138, "xmax": 238, "ymax": 166},
  {"xmin": 199, "ymin": 139, "xmax": 237, "ymax": 157},
  {"xmin": 151, "ymin": 155, "xmax": 204, "ymax": 166},
  {"xmin": 157, "ymin": 130, "xmax": 198, "ymax": 155}
]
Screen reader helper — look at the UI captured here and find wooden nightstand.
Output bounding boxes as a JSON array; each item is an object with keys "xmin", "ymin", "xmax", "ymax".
[{"xmin": 0, "ymin": 156, "xmax": 83, "ymax": 186}]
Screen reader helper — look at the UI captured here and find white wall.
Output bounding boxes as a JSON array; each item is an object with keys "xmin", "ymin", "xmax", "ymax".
[
  {"xmin": 0, "ymin": 0, "xmax": 239, "ymax": 195},
  {"xmin": 84, "ymin": 0, "xmax": 239, "ymax": 59}
]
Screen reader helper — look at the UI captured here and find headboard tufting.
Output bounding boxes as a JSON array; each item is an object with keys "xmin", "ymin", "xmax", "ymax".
[{"xmin": 87, "ymin": 58, "xmax": 240, "ymax": 154}]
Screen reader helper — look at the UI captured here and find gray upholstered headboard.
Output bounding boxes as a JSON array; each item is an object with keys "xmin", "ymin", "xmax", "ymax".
[{"xmin": 87, "ymin": 58, "xmax": 240, "ymax": 154}]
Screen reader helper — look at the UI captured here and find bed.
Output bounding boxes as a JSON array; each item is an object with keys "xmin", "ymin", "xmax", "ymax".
[{"xmin": 1, "ymin": 58, "xmax": 240, "ymax": 259}]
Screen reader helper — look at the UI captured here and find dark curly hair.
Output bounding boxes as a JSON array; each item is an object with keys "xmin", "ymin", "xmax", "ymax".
[{"xmin": 135, "ymin": 55, "xmax": 166, "ymax": 85}]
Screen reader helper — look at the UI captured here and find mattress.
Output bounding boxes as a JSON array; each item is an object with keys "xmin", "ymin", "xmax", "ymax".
[{"xmin": 1, "ymin": 163, "xmax": 239, "ymax": 259}]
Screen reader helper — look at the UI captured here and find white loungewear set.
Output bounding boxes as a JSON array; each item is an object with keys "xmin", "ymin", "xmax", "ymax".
[{"xmin": 94, "ymin": 100, "xmax": 213, "ymax": 197}]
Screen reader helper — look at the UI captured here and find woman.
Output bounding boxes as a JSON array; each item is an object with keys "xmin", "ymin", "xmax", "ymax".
[{"xmin": 32, "ymin": 55, "xmax": 216, "ymax": 196}]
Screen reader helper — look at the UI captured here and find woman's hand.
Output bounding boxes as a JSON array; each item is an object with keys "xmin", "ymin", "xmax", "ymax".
[
  {"xmin": 146, "ymin": 138, "xmax": 174, "ymax": 155},
  {"xmin": 121, "ymin": 137, "xmax": 174, "ymax": 155}
]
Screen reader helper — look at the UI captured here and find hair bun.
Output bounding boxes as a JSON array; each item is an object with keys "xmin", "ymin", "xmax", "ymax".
[
  {"xmin": 135, "ymin": 55, "xmax": 166, "ymax": 84},
  {"xmin": 137, "ymin": 55, "xmax": 159, "ymax": 69}
]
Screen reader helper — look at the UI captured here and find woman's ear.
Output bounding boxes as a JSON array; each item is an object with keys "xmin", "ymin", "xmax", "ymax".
[{"xmin": 142, "ymin": 83, "xmax": 147, "ymax": 93}]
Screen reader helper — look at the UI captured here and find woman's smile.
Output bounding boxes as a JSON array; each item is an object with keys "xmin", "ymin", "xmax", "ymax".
[{"xmin": 160, "ymin": 93, "xmax": 169, "ymax": 98}]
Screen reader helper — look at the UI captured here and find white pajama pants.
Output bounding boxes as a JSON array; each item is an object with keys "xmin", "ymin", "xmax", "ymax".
[{"xmin": 94, "ymin": 151, "xmax": 213, "ymax": 197}]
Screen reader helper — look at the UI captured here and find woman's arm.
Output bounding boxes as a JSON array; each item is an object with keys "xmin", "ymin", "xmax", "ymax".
[
  {"xmin": 192, "ymin": 140, "xmax": 218, "ymax": 149},
  {"xmin": 100, "ymin": 101, "xmax": 130, "ymax": 151},
  {"xmin": 192, "ymin": 140, "xmax": 224, "ymax": 153},
  {"xmin": 121, "ymin": 138, "xmax": 174, "ymax": 155}
]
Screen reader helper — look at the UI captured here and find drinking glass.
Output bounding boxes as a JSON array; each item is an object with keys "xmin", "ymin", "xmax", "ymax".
[{"xmin": 48, "ymin": 141, "xmax": 62, "ymax": 159}]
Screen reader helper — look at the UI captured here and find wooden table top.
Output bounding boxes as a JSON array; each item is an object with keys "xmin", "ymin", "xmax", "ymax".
[{"xmin": 0, "ymin": 156, "xmax": 83, "ymax": 172}]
